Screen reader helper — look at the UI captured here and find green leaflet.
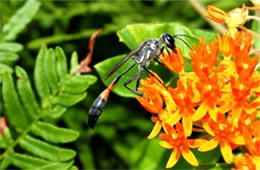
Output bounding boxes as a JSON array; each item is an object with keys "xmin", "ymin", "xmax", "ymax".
[
  {"xmin": 35, "ymin": 161, "xmax": 74, "ymax": 170},
  {"xmin": 44, "ymin": 49, "xmax": 59, "ymax": 93},
  {"xmin": 16, "ymin": 66, "xmax": 40, "ymax": 118},
  {"xmin": 69, "ymin": 52, "xmax": 80, "ymax": 74},
  {"xmin": 55, "ymin": 47, "xmax": 68, "ymax": 82},
  {"xmin": 31, "ymin": 121, "xmax": 79, "ymax": 143},
  {"xmin": 19, "ymin": 135, "xmax": 76, "ymax": 162},
  {"xmin": 53, "ymin": 92, "xmax": 87, "ymax": 107},
  {"xmin": 2, "ymin": 73, "xmax": 32, "ymax": 131},
  {"xmin": 0, "ymin": 63, "xmax": 13, "ymax": 82},
  {"xmin": 0, "ymin": 128, "xmax": 13, "ymax": 149},
  {"xmin": 0, "ymin": 42, "xmax": 23, "ymax": 52},
  {"xmin": 61, "ymin": 75, "xmax": 97, "ymax": 94},
  {"xmin": 34, "ymin": 45, "xmax": 51, "ymax": 103},
  {"xmin": 2, "ymin": 0, "xmax": 41, "ymax": 41},
  {"xmin": 5, "ymin": 152, "xmax": 48, "ymax": 169},
  {"xmin": 0, "ymin": 51, "xmax": 19, "ymax": 65},
  {"xmin": 44, "ymin": 105, "xmax": 67, "ymax": 119}
]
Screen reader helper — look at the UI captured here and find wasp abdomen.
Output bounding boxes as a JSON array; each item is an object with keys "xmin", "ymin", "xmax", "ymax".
[{"xmin": 88, "ymin": 88, "xmax": 110, "ymax": 128}]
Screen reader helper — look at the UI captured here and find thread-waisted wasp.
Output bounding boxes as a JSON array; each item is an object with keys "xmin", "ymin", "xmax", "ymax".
[{"xmin": 88, "ymin": 33, "xmax": 195, "ymax": 128}]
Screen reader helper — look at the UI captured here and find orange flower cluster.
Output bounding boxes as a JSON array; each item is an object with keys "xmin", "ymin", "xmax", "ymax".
[{"xmin": 137, "ymin": 31, "xmax": 260, "ymax": 168}]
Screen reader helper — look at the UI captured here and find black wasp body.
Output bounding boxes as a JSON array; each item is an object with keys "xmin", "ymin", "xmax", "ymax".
[{"xmin": 88, "ymin": 33, "xmax": 178, "ymax": 128}]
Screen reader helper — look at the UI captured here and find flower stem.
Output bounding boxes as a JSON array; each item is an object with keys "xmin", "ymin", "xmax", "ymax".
[{"xmin": 188, "ymin": 0, "xmax": 226, "ymax": 33}]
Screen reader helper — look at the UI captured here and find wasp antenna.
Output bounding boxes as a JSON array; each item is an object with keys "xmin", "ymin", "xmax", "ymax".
[
  {"xmin": 173, "ymin": 34, "xmax": 199, "ymax": 41},
  {"xmin": 173, "ymin": 36, "xmax": 193, "ymax": 50}
]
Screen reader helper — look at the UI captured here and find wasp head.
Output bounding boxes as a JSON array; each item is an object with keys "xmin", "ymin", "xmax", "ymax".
[{"xmin": 160, "ymin": 33, "xmax": 176, "ymax": 50}]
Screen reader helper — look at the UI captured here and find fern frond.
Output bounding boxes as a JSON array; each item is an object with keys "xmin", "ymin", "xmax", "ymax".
[
  {"xmin": 0, "ymin": 45, "xmax": 97, "ymax": 169},
  {"xmin": 2, "ymin": 0, "xmax": 41, "ymax": 41}
]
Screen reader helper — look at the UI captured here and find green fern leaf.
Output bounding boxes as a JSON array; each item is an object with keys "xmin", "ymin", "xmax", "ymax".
[
  {"xmin": 1, "ymin": 45, "xmax": 97, "ymax": 169},
  {"xmin": 19, "ymin": 135, "xmax": 76, "ymax": 161},
  {"xmin": 44, "ymin": 105, "xmax": 67, "ymax": 119},
  {"xmin": 62, "ymin": 75, "xmax": 97, "ymax": 94},
  {"xmin": 0, "ymin": 63, "xmax": 13, "ymax": 82},
  {"xmin": 53, "ymin": 92, "xmax": 87, "ymax": 107},
  {"xmin": 36, "ymin": 160, "xmax": 74, "ymax": 170},
  {"xmin": 31, "ymin": 121, "xmax": 79, "ymax": 143},
  {"xmin": 55, "ymin": 47, "xmax": 68, "ymax": 82},
  {"xmin": 6, "ymin": 152, "xmax": 48, "ymax": 169},
  {"xmin": 34, "ymin": 45, "xmax": 51, "ymax": 103},
  {"xmin": 2, "ymin": 73, "xmax": 32, "ymax": 131},
  {"xmin": 44, "ymin": 49, "xmax": 59, "ymax": 93},
  {"xmin": 0, "ymin": 42, "xmax": 23, "ymax": 52},
  {"xmin": 16, "ymin": 66, "xmax": 40, "ymax": 118},
  {"xmin": 2, "ymin": 0, "xmax": 41, "ymax": 41},
  {"xmin": 0, "ymin": 51, "xmax": 19, "ymax": 65},
  {"xmin": 69, "ymin": 52, "xmax": 80, "ymax": 74}
]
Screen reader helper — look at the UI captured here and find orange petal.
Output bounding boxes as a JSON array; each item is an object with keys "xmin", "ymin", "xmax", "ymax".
[
  {"xmin": 199, "ymin": 138, "xmax": 219, "ymax": 152},
  {"xmin": 181, "ymin": 148, "xmax": 199, "ymax": 166},
  {"xmin": 203, "ymin": 122, "xmax": 215, "ymax": 136},
  {"xmin": 166, "ymin": 149, "xmax": 180, "ymax": 168},
  {"xmin": 183, "ymin": 114, "xmax": 192, "ymax": 137},
  {"xmin": 220, "ymin": 141, "xmax": 233, "ymax": 164},
  {"xmin": 208, "ymin": 105, "xmax": 218, "ymax": 122},
  {"xmin": 148, "ymin": 121, "xmax": 162, "ymax": 139},
  {"xmin": 193, "ymin": 103, "xmax": 208, "ymax": 121},
  {"xmin": 188, "ymin": 139, "xmax": 207, "ymax": 148},
  {"xmin": 159, "ymin": 141, "xmax": 173, "ymax": 149}
]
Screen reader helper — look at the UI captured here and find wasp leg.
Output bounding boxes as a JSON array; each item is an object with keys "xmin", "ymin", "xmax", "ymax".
[
  {"xmin": 143, "ymin": 67, "xmax": 166, "ymax": 88},
  {"xmin": 124, "ymin": 69, "xmax": 143, "ymax": 96},
  {"xmin": 154, "ymin": 58, "xmax": 163, "ymax": 65}
]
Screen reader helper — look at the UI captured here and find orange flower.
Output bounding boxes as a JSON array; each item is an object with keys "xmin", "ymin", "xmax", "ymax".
[
  {"xmin": 138, "ymin": 73, "xmax": 177, "ymax": 139},
  {"xmin": 159, "ymin": 47, "xmax": 185, "ymax": 73},
  {"xmin": 190, "ymin": 38, "xmax": 219, "ymax": 78},
  {"xmin": 168, "ymin": 80, "xmax": 197, "ymax": 137},
  {"xmin": 234, "ymin": 127, "xmax": 260, "ymax": 169},
  {"xmin": 199, "ymin": 113, "xmax": 245, "ymax": 164},
  {"xmin": 137, "ymin": 87, "xmax": 163, "ymax": 114},
  {"xmin": 204, "ymin": 5, "xmax": 227, "ymax": 23},
  {"xmin": 160, "ymin": 123, "xmax": 206, "ymax": 168},
  {"xmin": 193, "ymin": 74, "xmax": 221, "ymax": 121},
  {"xmin": 236, "ymin": 111, "xmax": 259, "ymax": 139}
]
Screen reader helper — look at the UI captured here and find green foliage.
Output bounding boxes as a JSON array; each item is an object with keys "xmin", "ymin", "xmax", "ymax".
[
  {"xmin": 0, "ymin": 0, "xmax": 40, "ymax": 82},
  {"xmin": 2, "ymin": 0, "xmax": 41, "ymax": 41},
  {"xmin": 0, "ymin": 45, "xmax": 97, "ymax": 169}
]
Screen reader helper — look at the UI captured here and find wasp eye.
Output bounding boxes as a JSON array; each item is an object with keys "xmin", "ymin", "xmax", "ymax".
[{"xmin": 161, "ymin": 33, "xmax": 175, "ymax": 49}]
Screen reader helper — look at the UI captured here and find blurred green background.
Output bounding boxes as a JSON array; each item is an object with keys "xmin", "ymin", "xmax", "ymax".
[{"xmin": 0, "ymin": 0, "xmax": 249, "ymax": 169}]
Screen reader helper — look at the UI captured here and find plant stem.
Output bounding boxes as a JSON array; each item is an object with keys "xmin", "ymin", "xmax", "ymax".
[
  {"xmin": 188, "ymin": 0, "xmax": 226, "ymax": 34},
  {"xmin": 0, "ymin": 112, "xmax": 43, "ymax": 160}
]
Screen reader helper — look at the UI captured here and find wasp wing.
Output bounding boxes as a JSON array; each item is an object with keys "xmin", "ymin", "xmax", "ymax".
[{"xmin": 104, "ymin": 41, "xmax": 146, "ymax": 80}]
